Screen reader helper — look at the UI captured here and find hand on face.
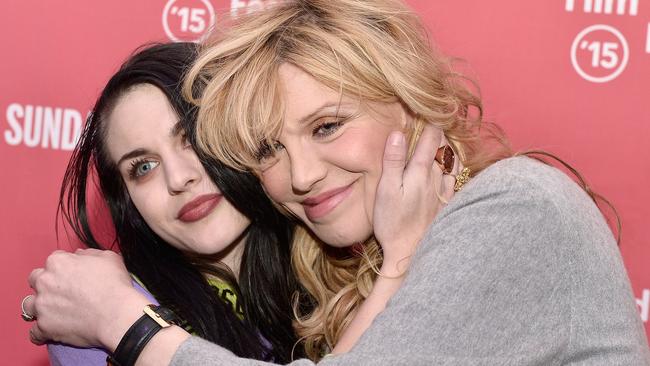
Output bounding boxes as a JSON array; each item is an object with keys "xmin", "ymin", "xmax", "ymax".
[
  {"xmin": 373, "ymin": 124, "xmax": 456, "ymax": 276},
  {"xmin": 25, "ymin": 249, "xmax": 149, "ymax": 349}
]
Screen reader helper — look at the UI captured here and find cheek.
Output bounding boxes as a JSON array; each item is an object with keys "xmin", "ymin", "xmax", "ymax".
[
  {"xmin": 126, "ymin": 183, "xmax": 168, "ymax": 229},
  {"xmin": 211, "ymin": 201, "xmax": 251, "ymax": 237},
  {"xmin": 334, "ymin": 127, "xmax": 388, "ymax": 179},
  {"xmin": 228, "ymin": 206, "xmax": 252, "ymax": 232},
  {"xmin": 260, "ymin": 162, "xmax": 292, "ymax": 203},
  {"xmin": 334, "ymin": 126, "xmax": 392, "ymax": 221}
]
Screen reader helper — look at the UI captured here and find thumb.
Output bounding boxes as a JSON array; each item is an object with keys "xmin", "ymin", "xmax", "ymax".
[{"xmin": 379, "ymin": 131, "xmax": 407, "ymax": 191}]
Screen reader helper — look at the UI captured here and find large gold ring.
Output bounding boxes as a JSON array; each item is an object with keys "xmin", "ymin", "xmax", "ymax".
[{"xmin": 21, "ymin": 295, "xmax": 36, "ymax": 322}]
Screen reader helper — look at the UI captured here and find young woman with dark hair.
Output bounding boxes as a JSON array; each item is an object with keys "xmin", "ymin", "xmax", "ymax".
[{"xmin": 46, "ymin": 42, "xmax": 302, "ymax": 365}]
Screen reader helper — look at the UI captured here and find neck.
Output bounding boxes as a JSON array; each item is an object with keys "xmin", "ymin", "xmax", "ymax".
[
  {"xmin": 184, "ymin": 228, "xmax": 249, "ymax": 281},
  {"xmin": 218, "ymin": 231, "xmax": 247, "ymax": 279}
]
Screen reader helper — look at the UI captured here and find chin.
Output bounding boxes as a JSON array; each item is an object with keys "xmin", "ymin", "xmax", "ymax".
[{"xmin": 314, "ymin": 224, "xmax": 373, "ymax": 248}]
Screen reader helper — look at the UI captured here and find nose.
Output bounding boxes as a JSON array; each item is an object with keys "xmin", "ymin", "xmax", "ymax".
[
  {"xmin": 288, "ymin": 144, "xmax": 326, "ymax": 193},
  {"xmin": 165, "ymin": 151, "xmax": 202, "ymax": 195}
]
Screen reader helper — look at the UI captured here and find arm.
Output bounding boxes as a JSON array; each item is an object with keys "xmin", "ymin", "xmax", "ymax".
[
  {"xmin": 27, "ymin": 159, "xmax": 648, "ymax": 365},
  {"xmin": 26, "ymin": 127, "xmax": 455, "ymax": 365},
  {"xmin": 164, "ymin": 158, "xmax": 650, "ymax": 365},
  {"xmin": 333, "ymin": 126, "xmax": 457, "ymax": 354},
  {"xmin": 26, "ymin": 250, "xmax": 190, "ymax": 365},
  {"xmin": 47, "ymin": 279, "xmax": 159, "ymax": 366}
]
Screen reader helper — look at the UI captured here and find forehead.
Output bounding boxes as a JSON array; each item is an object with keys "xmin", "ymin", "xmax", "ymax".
[
  {"xmin": 277, "ymin": 64, "xmax": 350, "ymax": 124},
  {"xmin": 276, "ymin": 63, "xmax": 402, "ymax": 132},
  {"xmin": 105, "ymin": 84, "xmax": 178, "ymax": 160}
]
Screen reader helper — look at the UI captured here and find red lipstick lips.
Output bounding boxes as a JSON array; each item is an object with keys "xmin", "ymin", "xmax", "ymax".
[
  {"xmin": 302, "ymin": 183, "xmax": 353, "ymax": 221},
  {"xmin": 177, "ymin": 194, "xmax": 222, "ymax": 223}
]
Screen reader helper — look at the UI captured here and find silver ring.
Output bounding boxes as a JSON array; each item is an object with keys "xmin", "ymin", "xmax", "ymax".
[{"xmin": 21, "ymin": 295, "xmax": 36, "ymax": 322}]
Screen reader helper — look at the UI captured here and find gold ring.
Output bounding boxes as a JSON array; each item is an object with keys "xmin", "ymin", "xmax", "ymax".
[{"xmin": 21, "ymin": 295, "xmax": 36, "ymax": 322}]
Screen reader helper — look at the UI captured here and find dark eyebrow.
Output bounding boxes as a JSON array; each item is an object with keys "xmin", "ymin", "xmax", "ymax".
[
  {"xmin": 116, "ymin": 120, "xmax": 182, "ymax": 167},
  {"xmin": 116, "ymin": 149, "xmax": 150, "ymax": 167},
  {"xmin": 298, "ymin": 102, "xmax": 355, "ymax": 125}
]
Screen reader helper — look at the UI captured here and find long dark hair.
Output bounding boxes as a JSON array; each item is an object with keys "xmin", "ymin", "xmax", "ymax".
[{"xmin": 58, "ymin": 43, "xmax": 301, "ymax": 362}]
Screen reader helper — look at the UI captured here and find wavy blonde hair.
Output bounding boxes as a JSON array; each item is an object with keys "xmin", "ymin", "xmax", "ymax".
[{"xmin": 184, "ymin": 0, "xmax": 516, "ymax": 360}]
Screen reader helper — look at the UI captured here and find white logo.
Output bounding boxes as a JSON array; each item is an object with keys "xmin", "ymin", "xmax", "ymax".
[
  {"xmin": 565, "ymin": 0, "xmax": 639, "ymax": 15},
  {"xmin": 4, "ymin": 103, "xmax": 83, "ymax": 150},
  {"xmin": 570, "ymin": 24, "xmax": 629, "ymax": 83},
  {"xmin": 162, "ymin": 0, "xmax": 216, "ymax": 42}
]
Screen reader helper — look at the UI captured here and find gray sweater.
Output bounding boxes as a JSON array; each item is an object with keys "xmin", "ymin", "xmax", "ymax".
[{"xmin": 171, "ymin": 157, "xmax": 649, "ymax": 365}]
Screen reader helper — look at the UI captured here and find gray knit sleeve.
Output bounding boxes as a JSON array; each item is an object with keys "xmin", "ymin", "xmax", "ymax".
[{"xmin": 171, "ymin": 157, "xmax": 649, "ymax": 366}]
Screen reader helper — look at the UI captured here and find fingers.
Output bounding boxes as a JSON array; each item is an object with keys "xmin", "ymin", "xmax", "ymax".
[
  {"xmin": 28, "ymin": 268, "xmax": 44, "ymax": 290},
  {"xmin": 380, "ymin": 131, "xmax": 407, "ymax": 191},
  {"xmin": 440, "ymin": 171, "xmax": 456, "ymax": 202},
  {"xmin": 75, "ymin": 248, "xmax": 102, "ymax": 256},
  {"xmin": 23, "ymin": 295, "xmax": 46, "ymax": 345},
  {"xmin": 29, "ymin": 324, "xmax": 46, "ymax": 345},
  {"xmin": 403, "ymin": 124, "xmax": 459, "ymax": 205},
  {"xmin": 407, "ymin": 124, "xmax": 442, "ymax": 169},
  {"xmin": 22, "ymin": 293, "xmax": 37, "ymax": 318}
]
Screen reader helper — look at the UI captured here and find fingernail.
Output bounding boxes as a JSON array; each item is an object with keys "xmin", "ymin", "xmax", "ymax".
[{"xmin": 389, "ymin": 132, "xmax": 405, "ymax": 146}]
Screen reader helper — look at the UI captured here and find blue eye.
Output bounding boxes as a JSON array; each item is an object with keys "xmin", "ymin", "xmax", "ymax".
[{"xmin": 128, "ymin": 159, "xmax": 159, "ymax": 179}]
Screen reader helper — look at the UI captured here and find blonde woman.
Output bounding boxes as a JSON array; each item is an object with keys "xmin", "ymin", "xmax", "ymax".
[{"xmin": 25, "ymin": 0, "xmax": 648, "ymax": 365}]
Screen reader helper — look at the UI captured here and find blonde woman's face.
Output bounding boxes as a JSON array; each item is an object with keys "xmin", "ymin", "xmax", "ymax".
[{"xmin": 258, "ymin": 63, "xmax": 410, "ymax": 247}]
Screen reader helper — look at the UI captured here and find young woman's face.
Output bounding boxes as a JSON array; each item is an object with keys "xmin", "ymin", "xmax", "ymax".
[
  {"xmin": 258, "ymin": 64, "xmax": 411, "ymax": 247},
  {"xmin": 105, "ymin": 84, "xmax": 250, "ymax": 258}
]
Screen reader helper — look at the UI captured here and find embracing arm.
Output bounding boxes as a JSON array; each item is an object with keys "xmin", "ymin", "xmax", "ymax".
[
  {"xmin": 333, "ymin": 126, "xmax": 457, "ymax": 355},
  {"xmin": 47, "ymin": 279, "xmax": 160, "ymax": 366},
  {"xmin": 27, "ymin": 158, "xmax": 648, "ymax": 365},
  {"xmin": 26, "ymin": 249, "xmax": 191, "ymax": 366},
  {"xmin": 170, "ymin": 158, "xmax": 650, "ymax": 365}
]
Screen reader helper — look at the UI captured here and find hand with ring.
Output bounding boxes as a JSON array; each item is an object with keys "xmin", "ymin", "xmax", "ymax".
[
  {"xmin": 25, "ymin": 249, "xmax": 149, "ymax": 349},
  {"xmin": 373, "ymin": 124, "xmax": 458, "ymax": 275}
]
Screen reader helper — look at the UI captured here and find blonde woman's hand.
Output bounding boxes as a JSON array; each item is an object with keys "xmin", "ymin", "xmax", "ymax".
[
  {"xmin": 333, "ymin": 126, "xmax": 457, "ymax": 355},
  {"xmin": 25, "ymin": 249, "xmax": 150, "ymax": 351},
  {"xmin": 373, "ymin": 125, "xmax": 456, "ymax": 276}
]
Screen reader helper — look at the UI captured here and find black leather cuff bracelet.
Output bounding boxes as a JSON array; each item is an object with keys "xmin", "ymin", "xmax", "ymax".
[{"xmin": 106, "ymin": 304, "xmax": 177, "ymax": 366}]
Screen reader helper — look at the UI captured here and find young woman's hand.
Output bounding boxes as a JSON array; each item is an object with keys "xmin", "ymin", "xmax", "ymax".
[
  {"xmin": 25, "ymin": 249, "xmax": 150, "ymax": 351},
  {"xmin": 373, "ymin": 125, "xmax": 457, "ymax": 275}
]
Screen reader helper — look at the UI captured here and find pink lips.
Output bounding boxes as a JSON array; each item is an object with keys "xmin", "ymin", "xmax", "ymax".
[
  {"xmin": 177, "ymin": 194, "xmax": 222, "ymax": 223},
  {"xmin": 302, "ymin": 183, "xmax": 354, "ymax": 221}
]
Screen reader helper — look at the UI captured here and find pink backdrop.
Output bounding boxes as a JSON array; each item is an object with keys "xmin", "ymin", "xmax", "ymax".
[{"xmin": 1, "ymin": 1, "xmax": 648, "ymax": 364}]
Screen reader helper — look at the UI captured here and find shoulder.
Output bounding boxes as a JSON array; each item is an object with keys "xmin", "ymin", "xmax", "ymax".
[
  {"xmin": 412, "ymin": 155, "xmax": 613, "ymax": 286},
  {"xmin": 463, "ymin": 155, "xmax": 589, "ymax": 206},
  {"xmin": 466, "ymin": 156, "xmax": 616, "ymax": 246},
  {"xmin": 439, "ymin": 156, "xmax": 608, "ymax": 239},
  {"xmin": 434, "ymin": 155, "xmax": 588, "ymax": 234}
]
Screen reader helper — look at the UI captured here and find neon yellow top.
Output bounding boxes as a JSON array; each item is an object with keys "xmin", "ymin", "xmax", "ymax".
[{"xmin": 131, "ymin": 274, "xmax": 244, "ymax": 325}]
